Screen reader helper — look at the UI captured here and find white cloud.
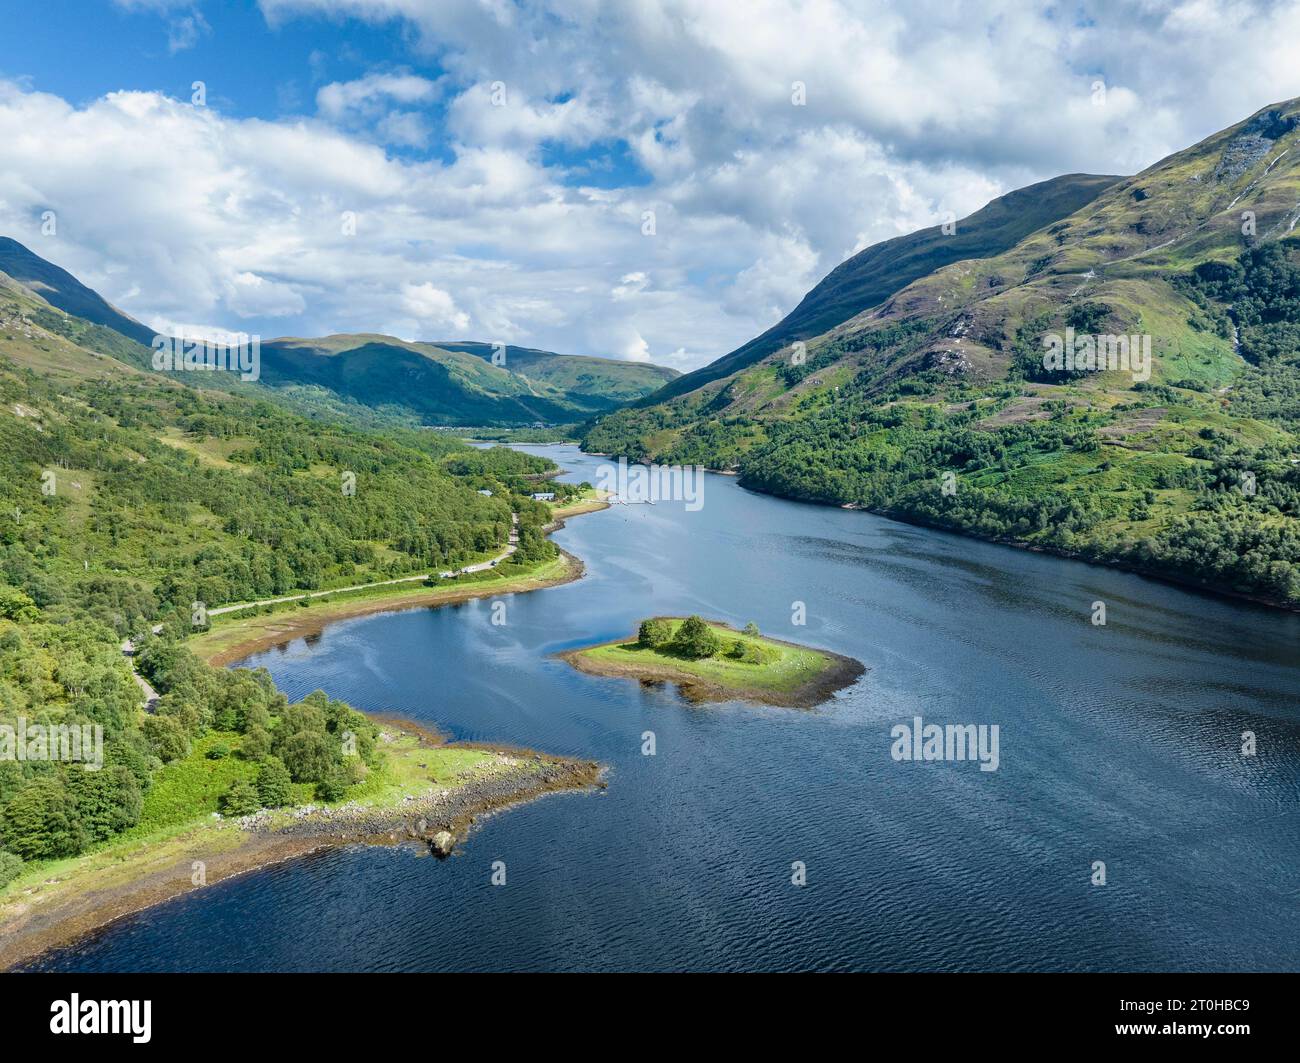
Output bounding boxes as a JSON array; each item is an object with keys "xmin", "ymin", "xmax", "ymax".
[
  {"xmin": 314, "ymin": 71, "xmax": 442, "ymax": 148},
  {"xmin": 226, "ymin": 272, "xmax": 307, "ymax": 318},
  {"xmin": 112, "ymin": 1, "xmax": 212, "ymax": 54},
  {"xmin": 166, "ymin": 11, "xmax": 210, "ymax": 54},
  {"xmin": 401, "ymin": 282, "xmax": 471, "ymax": 332},
  {"xmin": 316, "ymin": 72, "xmax": 440, "ymax": 120},
  {"xmin": 611, "ymin": 272, "xmax": 648, "ymax": 299},
  {"xmin": 5, "ymin": 0, "xmax": 1300, "ymax": 371}
]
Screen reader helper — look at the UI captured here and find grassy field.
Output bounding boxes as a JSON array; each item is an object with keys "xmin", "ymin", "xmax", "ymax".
[
  {"xmin": 564, "ymin": 618, "xmax": 863, "ymax": 707},
  {"xmin": 190, "ymin": 552, "xmax": 575, "ymax": 664},
  {"xmin": 550, "ymin": 488, "xmax": 612, "ymax": 519}
]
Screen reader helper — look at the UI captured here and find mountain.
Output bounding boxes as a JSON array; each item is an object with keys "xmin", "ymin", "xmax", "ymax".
[
  {"xmin": 435, "ymin": 340, "xmax": 678, "ymax": 408},
  {"xmin": 0, "ymin": 239, "xmax": 677, "ymax": 426},
  {"xmin": 257, "ymin": 335, "xmax": 675, "ymax": 425},
  {"xmin": 584, "ymin": 98, "xmax": 1300, "ymax": 607},
  {"xmin": 258, "ymin": 334, "xmax": 578, "ymax": 425},
  {"xmin": 647, "ymin": 173, "xmax": 1122, "ymax": 403},
  {"xmin": 0, "ymin": 236, "xmax": 156, "ymax": 347}
]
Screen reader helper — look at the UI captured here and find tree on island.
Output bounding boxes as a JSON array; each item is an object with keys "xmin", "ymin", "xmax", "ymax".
[
  {"xmin": 638, "ymin": 617, "xmax": 673, "ymax": 648},
  {"xmin": 673, "ymin": 615, "xmax": 721, "ymax": 659}
]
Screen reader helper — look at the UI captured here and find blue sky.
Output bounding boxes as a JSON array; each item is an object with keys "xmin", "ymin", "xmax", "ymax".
[
  {"xmin": 0, "ymin": 2, "xmax": 653, "ymax": 183},
  {"xmin": 0, "ymin": 1, "xmax": 1297, "ymax": 367},
  {"xmin": 1, "ymin": 2, "xmax": 398, "ymax": 119}
]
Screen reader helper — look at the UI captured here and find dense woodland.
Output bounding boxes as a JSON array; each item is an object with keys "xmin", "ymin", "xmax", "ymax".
[{"xmin": 0, "ymin": 355, "xmax": 564, "ymax": 884}]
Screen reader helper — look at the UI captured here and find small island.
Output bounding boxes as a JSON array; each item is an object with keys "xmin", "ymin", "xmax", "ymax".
[{"xmin": 560, "ymin": 616, "xmax": 864, "ymax": 708}]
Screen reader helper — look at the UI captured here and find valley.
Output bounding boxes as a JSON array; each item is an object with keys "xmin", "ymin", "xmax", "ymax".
[{"xmin": 584, "ymin": 99, "xmax": 1300, "ymax": 610}]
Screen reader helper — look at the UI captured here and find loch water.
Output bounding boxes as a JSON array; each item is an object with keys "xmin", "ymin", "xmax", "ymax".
[{"xmin": 31, "ymin": 446, "xmax": 1300, "ymax": 971}]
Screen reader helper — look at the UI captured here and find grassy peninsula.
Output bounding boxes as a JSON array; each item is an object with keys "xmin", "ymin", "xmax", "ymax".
[
  {"xmin": 548, "ymin": 487, "xmax": 613, "ymax": 520},
  {"xmin": 561, "ymin": 616, "xmax": 864, "ymax": 708},
  {"xmin": 0, "ymin": 716, "xmax": 601, "ymax": 970},
  {"xmin": 190, "ymin": 551, "xmax": 580, "ymax": 666}
]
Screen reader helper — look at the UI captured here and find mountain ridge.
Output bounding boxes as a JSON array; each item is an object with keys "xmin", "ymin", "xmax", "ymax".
[
  {"xmin": 644, "ymin": 172, "xmax": 1123, "ymax": 404},
  {"xmin": 0, "ymin": 240, "xmax": 676, "ymax": 426},
  {"xmin": 583, "ymin": 96, "xmax": 1300, "ymax": 608}
]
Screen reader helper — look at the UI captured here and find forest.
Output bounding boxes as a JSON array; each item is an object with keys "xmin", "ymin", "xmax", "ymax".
[{"xmin": 0, "ymin": 355, "xmax": 564, "ymax": 884}]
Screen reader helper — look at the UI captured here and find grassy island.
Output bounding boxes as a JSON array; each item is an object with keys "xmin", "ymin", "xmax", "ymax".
[{"xmin": 560, "ymin": 616, "xmax": 864, "ymax": 708}]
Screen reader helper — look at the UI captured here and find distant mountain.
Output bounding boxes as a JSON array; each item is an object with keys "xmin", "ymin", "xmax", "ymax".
[
  {"xmin": 0, "ymin": 239, "xmax": 677, "ymax": 426},
  {"xmin": 258, "ymin": 334, "xmax": 571, "ymax": 425},
  {"xmin": 585, "ymin": 98, "xmax": 1300, "ymax": 608},
  {"xmin": 434, "ymin": 341, "xmax": 678, "ymax": 409},
  {"xmin": 258, "ymin": 335, "xmax": 677, "ymax": 425}
]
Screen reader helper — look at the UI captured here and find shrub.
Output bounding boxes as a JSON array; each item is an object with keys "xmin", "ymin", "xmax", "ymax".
[
  {"xmin": 1, "ymin": 776, "xmax": 87, "ymax": 861},
  {"xmin": 255, "ymin": 757, "xmax": 293, "ymax": 808},
  {"xmin": 278, "ymin": 730, "xmax": 336, "ymax": 784},
  {"xmin": 315, "ymin": 767, "xmax": 349, "ymax": 802},
  {"xmin": 206, "ymin": 742, "xmax": 231, "ymax": 760},
  {"xmin": 0, "ymin": 850, "xmax": 22, "ymax": 889},
  {"xmin": 220, "ymin": 779, "xmax": 261, "ymax": 816},
  {"xmin": 241, "ymin": 725, "xmax": 272, "ymax": 761},
  {"xmin": 142, "ymin": 715, "xmax": 190, "ymax": 763},
  {"xmin": 66, "ymin": 764, "xmax": 142, "ymax": 843}
]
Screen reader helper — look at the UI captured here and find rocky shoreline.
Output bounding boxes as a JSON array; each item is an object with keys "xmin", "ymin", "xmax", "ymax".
[
  {"xmin": 0, "ymin": 744, "xmax": 604, "ymax": 971},
  {"xmin": 241, "ymin": 752, "xmax": 604, "ymax": 855}
]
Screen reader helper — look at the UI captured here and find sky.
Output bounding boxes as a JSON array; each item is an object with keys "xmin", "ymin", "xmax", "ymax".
[{"xmin": 0, "ymin": 1, "xmax": 1298, "ymax": 370}]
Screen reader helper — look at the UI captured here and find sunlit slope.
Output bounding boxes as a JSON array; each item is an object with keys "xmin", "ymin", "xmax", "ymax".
[
  {"xmin": 435, "ymin": 340, "xmax": 678, "ymax": 411},
  {"xmin": 584, "ymin": 99, "xmax": 1300, "ymax": 607},
  {"xmin": 644, "ymin": 173, "xmax": 1122, "ymax": 405}
]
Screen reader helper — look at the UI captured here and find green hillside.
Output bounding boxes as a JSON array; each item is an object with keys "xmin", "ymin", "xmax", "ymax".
[
  {"xmin": 435, "ymin": 340, "xmax": 678, "ymax": 410},
  {"xmin": 259, "ymin": 334, "xmax": 676, "ymax": 425},
  {"xmin": 584, "ymin": 98, "xmax": 1300, "ymax": 607},
  {"xmin": 645, "ymin": 173, "xmax": 1121, "ymax": 404},
  {"xmin": 0, "ymin": 241, "xmax": 677, "ymax": 427},
  {"xmin": 257, "ymin": 334, "xmax": 578, "ymax": 425},
  {"xmin": 0, "ymin": 282, "xmax": 583, "ymax": 880}
]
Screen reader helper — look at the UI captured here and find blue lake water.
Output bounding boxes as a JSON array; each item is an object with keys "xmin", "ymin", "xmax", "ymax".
[{"xmin": 29, "ymin": 446, "xmax": 1300, "ymax": 971}]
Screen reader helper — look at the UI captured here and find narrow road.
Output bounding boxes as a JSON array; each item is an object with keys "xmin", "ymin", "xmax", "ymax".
[
  {"xmin": 208, "ymin": 514, "xmax": 519, "ymax": 617},
  {"xmin": 121, "ymin": 624, "xmax": 164, "ymax": 712}
]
